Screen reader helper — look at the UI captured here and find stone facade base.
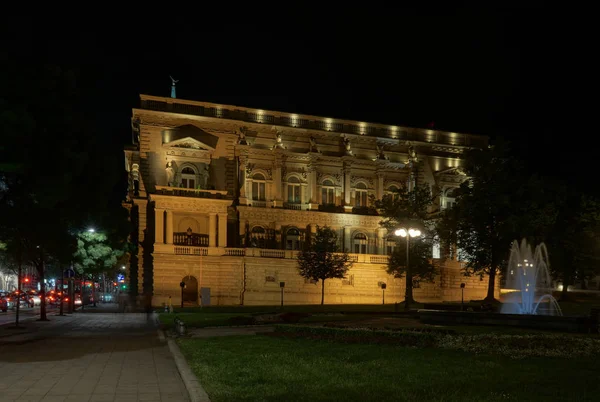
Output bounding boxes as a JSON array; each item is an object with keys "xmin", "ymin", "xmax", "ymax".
[{"xmin": 149, "ymin": 252, "xmax": 499, "ymax": 307}]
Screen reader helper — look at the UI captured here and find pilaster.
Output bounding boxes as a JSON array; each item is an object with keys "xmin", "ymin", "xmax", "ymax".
[
  {"xmin": 154, "ymin": 208, "xmax": 164, "ymax": 244},
  {"xmin": 209, "ymin": 213, "xmax": 217, "ymax": 247}
]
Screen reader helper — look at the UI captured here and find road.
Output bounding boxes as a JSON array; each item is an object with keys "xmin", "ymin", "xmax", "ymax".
[{"xmin": 0, "ymin": 304, "xmax": 60, "ymax": 325}]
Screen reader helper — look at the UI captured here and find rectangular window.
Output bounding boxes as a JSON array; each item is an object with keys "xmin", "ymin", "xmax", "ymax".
[
  {"xmin": 253, "ymin": 182, "xmax": 266, "ymax": 200},
  {"xmin": 288, "ymin": 185, "xmax": 300, "ymax": 203},
  {"xmin": 355, "ymin": 191, "xmax": 368, "ymax": 207},
  {"xmin": 322, "ymin": 188, "xmax": 334, "ymax": 204}
]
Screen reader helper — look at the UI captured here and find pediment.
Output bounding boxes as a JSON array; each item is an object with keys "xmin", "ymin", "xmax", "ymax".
[
  {"xmin": 435, "ymin": 167, "xmax": 466, "ymax": 176},
  {"xmin": 163, "ymin": 136, "xmax": 215, "ymax": 151},
  {"xmin": 162, "ymin": 124, "xmax": 219, "ymax": 151}
]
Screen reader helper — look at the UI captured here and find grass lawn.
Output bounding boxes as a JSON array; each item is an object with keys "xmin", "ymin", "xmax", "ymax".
[
  {"xmin": 158, "ymin": 312, "xmax": 253, "ymax": 329},
  {"xmin": 164, "ymin": 303, "xmax": 423, "ymax": 314},
  {"xmin": 178, "ymin": 335, "xmax": 599, "ymax": 402}
]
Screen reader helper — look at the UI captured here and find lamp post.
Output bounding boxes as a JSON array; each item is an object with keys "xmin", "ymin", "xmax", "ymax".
[
  {"xmin": 460, "ymin": 283, "xmax": 466, "ymax": 311},
  {"xmin": 394, "ymin": 228, "xmax": 422, "ymax": 311}
]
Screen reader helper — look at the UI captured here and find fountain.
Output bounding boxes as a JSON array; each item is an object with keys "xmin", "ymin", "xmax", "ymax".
[{"xmin": 500, "ymin": 239, "xmax": 563, "ymax": 316}]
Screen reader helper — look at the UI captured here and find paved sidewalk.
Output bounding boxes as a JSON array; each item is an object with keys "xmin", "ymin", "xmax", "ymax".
[{"xmin": 0, "ymin": 313, "xmax": 190, "ymax": 401}]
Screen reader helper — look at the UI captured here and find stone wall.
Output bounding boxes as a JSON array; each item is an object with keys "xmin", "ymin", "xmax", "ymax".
[{"xmin": 150, "ymin": 252, "xmax": 499, "ymax": 307}]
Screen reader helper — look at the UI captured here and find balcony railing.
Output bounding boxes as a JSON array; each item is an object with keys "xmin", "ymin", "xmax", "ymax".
[
  {"xmin": 283, "ymin": 202, "xmax": 302, "ymax": 210},
  {"xmin": 156, "ymin": 185, "xmax": 229, "ymax": 199},
  {"xmin": 173, "ymin": 233, "xmax": 209, "ymax": 247},
  {"xmin": 164, "ymin": 245, "xmax": 390, "ymax": 264}
]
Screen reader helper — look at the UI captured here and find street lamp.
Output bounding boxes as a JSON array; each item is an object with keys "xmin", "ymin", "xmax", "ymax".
[
  {"xmin": 394, "ymin": 227, "xmax": 422, "ymax": 311},
  {"xmin": 88, "ymin": 228, "xmax": 95, "ymax": 233}
]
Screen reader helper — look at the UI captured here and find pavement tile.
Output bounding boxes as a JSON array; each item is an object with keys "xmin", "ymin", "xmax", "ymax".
[{"xmin": 0, "ymin": 311, "xmax": 190, "ymax": 402}]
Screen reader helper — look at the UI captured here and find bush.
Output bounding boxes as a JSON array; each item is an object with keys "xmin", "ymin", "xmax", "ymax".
[{"xmin": 273, "ymin": 325, "xmax": 600, "ymax": 359}]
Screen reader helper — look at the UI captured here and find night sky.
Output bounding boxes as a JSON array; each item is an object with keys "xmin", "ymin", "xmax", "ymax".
[{"xmin": 3, "ymin": 5, "xmax": 594, "ymax": 192}]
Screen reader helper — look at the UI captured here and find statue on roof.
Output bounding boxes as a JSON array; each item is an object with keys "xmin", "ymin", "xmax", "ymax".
[{"xmin": 170, "ymin": 76, "xmax": 179, "ymax": 98}]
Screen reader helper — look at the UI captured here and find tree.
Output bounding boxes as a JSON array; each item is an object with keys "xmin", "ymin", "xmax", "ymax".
[
  {"xmin": 375, "ymin": 184, "xmax": 436, "ymax": 308},
  {"xmin": 73, "ymin": 231, "xmax": 124, "ymax": 307},
  {"xmin": 436, "ymin": 139, "xmax": 562, "ymax": 301},
  {"xmin": 297, "ymin": 226, "xmax": 353, "ymax": 305},
  {"xmin": 546, "ymin": 194, "xmax": 600, "ymax": 299}
]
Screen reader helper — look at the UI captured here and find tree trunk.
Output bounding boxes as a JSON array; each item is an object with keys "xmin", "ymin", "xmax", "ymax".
[
  {"xmin": 320, "ymin": 279, "xmax": 325, "ymax": 305},
  {"xmin": 92, "ymin": 274, "xmax": 97, "ymax": 307},
  {"xmin": 485, "ymin": 265, "xmax": 497, "ymax": 302},
  {"xmin": 38, "ymin": 260, "xmax": 48, "ymax": 321}
]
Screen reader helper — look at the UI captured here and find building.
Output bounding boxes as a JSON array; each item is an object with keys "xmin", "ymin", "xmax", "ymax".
[{"xmin": 124, "ymin": 94, "xmax": 499, "ymax": 306}]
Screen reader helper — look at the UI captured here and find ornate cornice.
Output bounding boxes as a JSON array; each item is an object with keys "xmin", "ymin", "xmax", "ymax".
[
  {"xmin": 238, "ymin": 206, "xmax": 382, "ymax": 228},
  {"xmin": 150, "ymin": 194, "xmax": 231, "ymax": 213}
]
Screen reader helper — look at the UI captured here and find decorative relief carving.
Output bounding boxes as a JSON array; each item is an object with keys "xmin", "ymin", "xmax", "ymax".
[
  {"xmin": 246, "ymin": 163, "xmax": 255, "ymax": 175},
  {"xmin": 151, "ymin": 195, "xmax": 230, "ymax": 213},
  {"xmin": 432, "ymin": 146, "xmax": 463, "ymax": 154},
  {"xmin": 351, "ymin": 175, "xmax": 375, "ymax": 188},
  {"xmin": 238, "ymin": 207, "xmax": 381, "ymax": 228},
  {"xmin": 266, "ymin": 168, "xmax": 273, "ymax": 180}
]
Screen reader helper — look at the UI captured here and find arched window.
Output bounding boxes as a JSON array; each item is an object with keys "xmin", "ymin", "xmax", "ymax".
[
  {"xmin": 355, "ymin": 182, "xmax": 368, "ymax": 207},
  {"xmin": 250, "ymin": 226, "xmax": 266, "ymax": 248},
  {"xmin": 285, "ymin": 227, "xmax": 301, "ymax": 250},
  {"xmin": 287, "ymin": 176, "xmax": 301, "ymax": 203},
  {"xmin": 321, "ymin": 179, "xmax": 335, "ymax": 205},
  {"xmin": 353, "ymin": 233, "xmax": 368, "ymax": 254},
  {"xmin": 442, "ymin": 188, "xmax": 457, "ymax": 210},
  {"xmin": 432, "ymin": 235, "xmax": 441, "ymax": 259},
  {"xmin": 181, "ymin": 167, "xmax": 196, "ymax": 189},
  {"xmin": 252, "ymin": 173, "xmax": 266, "ymax": 201}
]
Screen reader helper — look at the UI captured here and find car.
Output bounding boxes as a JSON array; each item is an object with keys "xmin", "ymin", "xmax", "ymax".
[{"xmin": 0, "ymin": 298, "xmax": 7, "ymax": 312}]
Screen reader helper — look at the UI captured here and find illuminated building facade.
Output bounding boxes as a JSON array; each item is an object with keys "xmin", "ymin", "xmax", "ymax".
[{"xmin": 124, "ymin": 94, "xmax": 499, "ymax": 306}]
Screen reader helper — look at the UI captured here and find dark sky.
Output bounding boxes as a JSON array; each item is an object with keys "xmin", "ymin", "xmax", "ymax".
[{"xmin": 4, "ymin": 5, "xmax": 595, "ymax": 190}]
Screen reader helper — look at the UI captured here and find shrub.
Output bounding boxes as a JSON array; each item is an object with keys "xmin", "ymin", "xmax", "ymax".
[{"xmin": 273, "ymin": 325, "xmax": 600, "ymax": 359}]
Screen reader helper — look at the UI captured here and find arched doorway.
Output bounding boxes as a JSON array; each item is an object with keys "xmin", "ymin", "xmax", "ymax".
[{"xmin": 182, "ymin": 275, "xmax": 198, "ymax": 304}]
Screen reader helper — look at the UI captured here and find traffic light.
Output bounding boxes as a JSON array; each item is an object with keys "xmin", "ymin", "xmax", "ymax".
[
  {"xmin": 23, "ymin": 277, "xmax": 30, "ymax": 283},
  {"xmin": 121, "ymin": 284, "xmax": 128, "ymax": 290}
]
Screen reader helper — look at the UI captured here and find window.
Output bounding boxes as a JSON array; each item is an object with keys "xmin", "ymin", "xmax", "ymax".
[
  {"xmin": 287, "ymin": 176, "xmax": 301, "ymax": 203},
  {"xmin": 385, "ymin": 185, "xmax": 400, "ymax": 201},
  {"xmin": 252, "ymin": 173, "xmax": 266, "ymax": 201},
  {"xmin": 321, "ymin": 179, "xmax": 335, "ymax": 204},
  {"xmin": 386, "ymin": 240, "xmax": 396, "ymax": 256},
  {"xmin": 181, "ymin": 167, "xmax": 196, "ymax": 189},
  {"xmin": 442, "ymin": 188, "xmax": 457, "ymax": 210},
  {"xmin": 285, "ymin": 227, "xmax": 301, "ymax": 250},
  {"xmin": 432, "ymin": 236, "xmax": 441, "ymax": 259},
  {"xmin": 355, "ymin": 182, "xmax": 368, "ymax": 207},
  {"xmin": 353, "ymin": 233, "xmax": 368, "ymax": 254},
  {"xmin": 250, "ymin": 226, "xmax": 266, "ymax": 248}
]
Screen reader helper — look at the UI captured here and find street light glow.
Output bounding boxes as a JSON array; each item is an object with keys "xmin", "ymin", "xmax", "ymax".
[{"xmin": 88, "ymin": 228, "xmax": 95, "ymax": 233}]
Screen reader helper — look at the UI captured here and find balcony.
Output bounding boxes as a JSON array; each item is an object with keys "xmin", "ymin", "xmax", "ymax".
[
  {"xmin": 173, "ymin": 233, "xmax": 209, "ymax": 247},
  {"xmin": 155, "ymin": 185, "xmax": 229, "ymax": 199},
  {"xmin": 157, "ymin": 244, "xmax": 390, "ymax": 264}
]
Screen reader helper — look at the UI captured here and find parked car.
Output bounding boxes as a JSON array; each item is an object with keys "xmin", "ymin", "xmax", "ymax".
[{"xmin": 0, "ymin": 298, "xmax": 7, "ymax": 312}]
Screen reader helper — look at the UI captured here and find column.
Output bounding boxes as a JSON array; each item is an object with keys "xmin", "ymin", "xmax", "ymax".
[
  {"xmin": 343, "ymin": 161, "xmax": 353, "ymax": 212},
  {"xmin": 343, "ymin": 163, "xmax": 352, "ymax": 205},
  {"xmin": 376, "ymin": 171, "xmax": 384, "ymax": 200},
  {"xmin": 240, "ymin": 220, "xmax": 248, "ymax": 247},
  {"xmin": 218, "ymin": 212, "xmax": 228, "ymax": 247},
  {"xmin": 308, "ymin": 162, "xmax": 319, "ymax": 209},
  {"xmin": 344, "ymin": 226, "xmax": 352, "ymax": 253},
  {"xmin": 377, "ymin": 228, "xmax": 386, "ymax": 255},
  {"xmin": 273, "ymin": 159, "xmax": 283, "ymax": 207},
  {"xmin": 239, "ymin": 156, "xmax": 248, "ymax": 205},
  {"xmin": 208, "ymin": 213, "xmax": 217, "ymax": 247},
  {"xmin": 165, "ymin": 210, "xmax": 174, "ymax": 244},
  {"xmin": 154, "ymin": 208, "xmax": 164, "ymax": 244}
]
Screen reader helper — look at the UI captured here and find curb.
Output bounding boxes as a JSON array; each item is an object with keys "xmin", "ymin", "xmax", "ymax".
[{"xmin": 165, "ymin": 334, "xmax": 212, "ymax": 402}]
